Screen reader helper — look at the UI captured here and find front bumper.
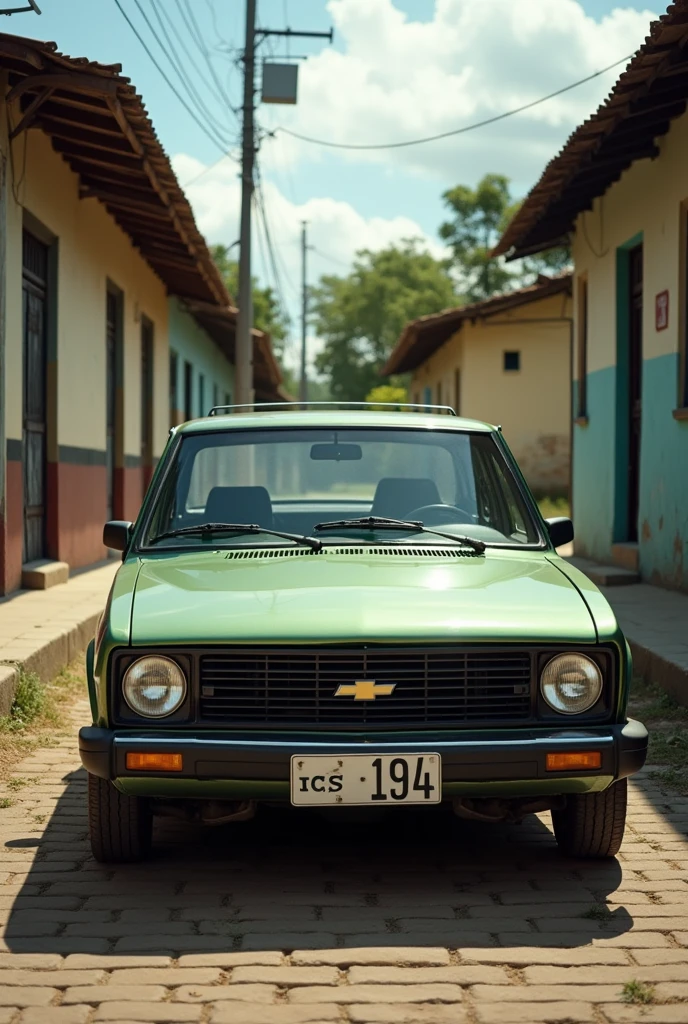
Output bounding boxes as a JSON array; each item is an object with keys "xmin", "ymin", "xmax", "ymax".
[{"xmin": 79, "ymin": 720, "xmax": 648, "ymax": 799}]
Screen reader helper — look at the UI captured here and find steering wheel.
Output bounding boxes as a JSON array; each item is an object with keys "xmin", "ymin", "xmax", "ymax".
[{"xmin": 406, "ymin": 503, "xmax": 474, "ymax": 525}]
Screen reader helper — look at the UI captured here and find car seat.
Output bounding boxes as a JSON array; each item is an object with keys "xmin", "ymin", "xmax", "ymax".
[
  {"xmin": 203, "ymin": 486, "xmax": 274, "ymax": 528},
  {"xmin": 370, "ymin": 478, "xmax": 441, "ymax": 519}
]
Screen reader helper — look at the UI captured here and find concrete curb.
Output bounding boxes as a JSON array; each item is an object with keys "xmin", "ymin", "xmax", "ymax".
[
  {"xmin": 628, "ymin": 639, "xmax": 688, "ymax": 707},
  {"xmin": 0, "ymin": 665, "xmax": 19, "ymax": 718}
]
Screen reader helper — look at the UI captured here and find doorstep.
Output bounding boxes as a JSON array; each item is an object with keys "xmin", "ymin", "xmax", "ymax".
[
  {"xmin": 567, "ymin": 555, "xmax": 640, "ymax": 587},
  {"xmin": 21, "ymin": 559, "xmax": 70, "ymax": 590}
]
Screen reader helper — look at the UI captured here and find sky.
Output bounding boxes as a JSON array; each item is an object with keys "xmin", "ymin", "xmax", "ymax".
[{"xmin": 8, "ymin": 0, "xmax": 660, "ymax": 375}]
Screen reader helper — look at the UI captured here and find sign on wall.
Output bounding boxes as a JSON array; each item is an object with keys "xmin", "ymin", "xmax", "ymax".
[{"xmin": 656, "ymin": 290, "xmax": 669, "ymax": 331}]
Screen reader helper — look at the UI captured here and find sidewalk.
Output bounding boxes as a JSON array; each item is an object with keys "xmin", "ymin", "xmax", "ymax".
[
  {"xmin": 0, "ymin": 561, "xmax": 118, "ymax": 715},
  {"xmin": 568, "ymin": 556, "xmax": 688, "ymax": 704}
]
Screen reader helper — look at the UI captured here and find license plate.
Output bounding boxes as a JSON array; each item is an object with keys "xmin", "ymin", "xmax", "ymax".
[{"xmin": 290, "ymin": 753, "xmax": 441, "ymax": 806}]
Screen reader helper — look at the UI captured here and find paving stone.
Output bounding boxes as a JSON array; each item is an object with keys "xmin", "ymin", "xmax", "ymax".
[
  {"xmin": 93, "ymin": 1005, "xmax": 203, "ymax": 1022},
  {"xmin": 63, "ymin": 986, "xmax": 168, "ymax": 1003},
  {"xmin": 347, "ymin": 1007, "xmax": 467, "ymax": 1024},
  {"xmin": 473, "ymin": 1004, "xmax": 595, "ymax": 1024},
  {"xmin": 458, "ymin": 947, "xmax": 630, "ymax": 965},
  {"xmin": 63, "ymin": 956, "xmax": 173, "ymax": 969},
  {"xmin": 210, "ymin": 1006, "xmax": 340, "ymax": 1024},
  {"xmin": 524, "ymin": 965, "xmax": 688, "ymax": 984},
  {"xmin": 471, "ymin": 983, "xmax": 626, "ymax": 1001},
  {"xmin": 177, "ymin": 953, "xmax": 285, "ymax": 967},
  {"xmin": 291, "ymin": 948, "xmax": 450, "ymax": 967},
  {"xmin": 231, "ymin": 966, "xmax": 339, "ymax": 986},
  {"xmin": 0, "ymin": 955, "xmax": 63, "ymax": 969},
  {"xmin": 0, "ymin": 985, "xmax": 57, "ymax": 1005},
  {"xmin": 20, "ymin": 1009, "xmax": 92, "ymax": 1024},
  {"xmin": 289, "ymin": 984, "xmax": 464, "ymax": 1004},
  {"xmin": 0, "ymin": 970, "xmax": 105, "ymax": 986},
  {"xmin": 347, "ymin": 966, "xmax": 510, "ymax": 985},
  {"xmin": 241, "ymin": 933, "xmax": 338, "ymax": 951},
  {"xmin": 602, "ymin": 1008, "xmax": 688, "ymax": 1023},
  {"xmin": 633, "ymin": 950, "xmax": 688, "ymax": 965},
  {"xmin": 108, "ymin": 969, "xmax": 222, "ymax": 986},
  {"xmin": 173, "ymin": 985, "xmax": 278, "ymax": 1002}
]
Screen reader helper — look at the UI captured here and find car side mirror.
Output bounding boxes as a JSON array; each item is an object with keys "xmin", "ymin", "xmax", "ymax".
[
  {"xmin": 103, "ymin": 520, "xmax": 133, "ymax": 552},
  {"xmin": 545, "ymin": 517, "xmax": 574, "ymax": 548}
]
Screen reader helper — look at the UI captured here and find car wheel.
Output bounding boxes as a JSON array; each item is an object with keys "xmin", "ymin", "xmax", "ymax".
[
  {"xmin": 551, "ymin": 779, "xmax": 627, "ymax": 859},
  {"xmin": 88, "ymin": 773, "xmax": 152, "ymax": 863}
]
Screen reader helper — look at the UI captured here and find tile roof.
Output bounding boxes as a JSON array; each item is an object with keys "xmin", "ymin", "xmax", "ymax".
[
  {"xmin": 494, "ymin": 1, "xmax": 688, "ymax": 260},
  {"xmin": 382, "ymin": 273, "xmax": 572, "ymax": 376},
  {"xmin": 0, "ymin": 32, "xmax": 284, "ymax": 397}
]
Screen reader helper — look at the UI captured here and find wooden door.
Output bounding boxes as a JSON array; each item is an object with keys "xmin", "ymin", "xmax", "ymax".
[
  {"xmin": 140, "ymin": 317, "xmax": 154, "ymax": 473},
  {"xmin": 627, "ymin": 244, "xmax": 643, "ymax": 542},
  {"xmin": 22, "ymin": 230, "xmax": 48, "ymax": 563},
  {"xmin": 106, "ymin": 290, "xmax": 120, "ymax": 521}
]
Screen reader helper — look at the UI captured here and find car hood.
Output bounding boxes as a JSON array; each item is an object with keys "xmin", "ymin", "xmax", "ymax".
[{"xmin": 129, "ymin": 546, "xmax": 597, "ymax": 645}]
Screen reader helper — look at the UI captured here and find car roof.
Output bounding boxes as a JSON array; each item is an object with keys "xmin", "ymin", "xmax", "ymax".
[{"xmin": 175, "ymin": 410, "xmax": 497, "ymax": 435}]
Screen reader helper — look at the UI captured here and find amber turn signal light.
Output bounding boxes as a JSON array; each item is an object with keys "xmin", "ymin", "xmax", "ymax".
[
  {"xmin": 546, "ymin": 751, "xmax": 601, "ymax": 771},
  {"xmin": 126, "ymin": 752, "xmax": 183, "ymax": 772}
]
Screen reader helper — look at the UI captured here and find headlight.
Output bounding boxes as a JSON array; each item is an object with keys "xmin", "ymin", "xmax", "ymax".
[
  {"xmin": 540, "ymin": 653, "xmax": 603, "ymax": 715},
  {"xmin": 123, "ymin": 656, "xmax": 186, "ymax": 718}
]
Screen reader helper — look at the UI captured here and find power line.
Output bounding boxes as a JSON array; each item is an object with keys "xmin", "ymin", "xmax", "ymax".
[
  {"xmin": 153, "ymin": 0, "xmax": 236, "ymax": 117},
  {"xmin": 112, "ymin": 0, "xmax": 230, "ymax": 154},
  {"xmin": 140, "ymin": 0, "xmax": 232, "ymax": 144},
  {"xmin": 276, "ymin": 53, "xmax": 635, "ymax": 151},
  {"xmin": 181, "ymin": 150, "xmax": 239, "ymax": 189},
  {"xmin": 255, "ymin": 163, "xmax": 299, "ymax": 300},
  {"xmin": 176, "ymin": 0, "xmax": 241, "ymax": 124},
  {"xmin": 312, "ymin": 245, "xmax": 349, "ymax": 269}
]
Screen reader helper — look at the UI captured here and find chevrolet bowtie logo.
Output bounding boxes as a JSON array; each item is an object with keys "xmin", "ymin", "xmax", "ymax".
[{"xmin": 334, "ymin": 680, "xmax": 396, "ymax": 701}]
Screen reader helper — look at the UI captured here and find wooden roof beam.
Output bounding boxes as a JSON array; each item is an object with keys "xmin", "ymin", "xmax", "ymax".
[{"xmin": 107, "ymin": 95, "xmax": 226, "ymax": 307}]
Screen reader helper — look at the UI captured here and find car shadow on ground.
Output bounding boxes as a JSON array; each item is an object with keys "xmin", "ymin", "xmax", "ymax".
[{"xmin": 3, "ymin": 766, "xmax": 634, "ymax": 956}]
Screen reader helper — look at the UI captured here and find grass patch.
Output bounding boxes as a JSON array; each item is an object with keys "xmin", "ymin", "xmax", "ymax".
[
  {"xmin": 0, "ymin": 797, "xmax": 12, "ymax": 808},
  {"xmin": 628, "ymin": 676, "xmax": 688, "ymax": 794},
  {"xmin": 537, "ymin": 496, "xmax": 570, "ymax": 520},
  {"xmin": 0, "ymin": 654, "xmax": 86, "ymax": 781},
  {"xmin": 0, "ymin": 671, "xmax": 45, "ymax": 733},
  {"xmin": 621, "ymin": 980, "xmax": 655, "ymax": 1005}
]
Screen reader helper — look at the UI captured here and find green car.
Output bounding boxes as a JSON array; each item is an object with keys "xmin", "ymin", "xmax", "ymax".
[{"xmin": 80, "ymin": 405, "xmax": 648, "ymax": 863}]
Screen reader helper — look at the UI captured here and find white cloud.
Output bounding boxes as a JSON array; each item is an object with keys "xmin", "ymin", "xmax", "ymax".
[
  {"xmin": 173, "ymin": 153, "xmax": 446, "ymax": 374},
  {"xmin": 257, "ymin": 0, "xmax": 657, "ymax": 185}
]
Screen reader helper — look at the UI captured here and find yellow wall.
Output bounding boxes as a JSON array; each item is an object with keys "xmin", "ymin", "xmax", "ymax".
[
  {"xmin": 571, "ymin": 105, "xmax": 688, "ymax": 377},
  {"xmin": 410, "ymin": 292, "xmax": 572, "ymax": 494},
  {"xmin": 4, "ymin": 126, "xmax": 169, "ymax": 459}
]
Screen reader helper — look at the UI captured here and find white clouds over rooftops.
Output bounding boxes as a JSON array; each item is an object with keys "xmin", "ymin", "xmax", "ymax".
[{"xmin": 257, "ymin": 0, "xmax": 657, "ymax": 184}]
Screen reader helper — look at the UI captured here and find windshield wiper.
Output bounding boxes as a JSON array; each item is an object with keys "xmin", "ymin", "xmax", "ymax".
[
  {"xmin": 313, "ymin": 516, "xmax": 486, "ymax": 553},
  {"xmin": 150, "ymin": 522, "xmax": 323, "ymax": 552}
]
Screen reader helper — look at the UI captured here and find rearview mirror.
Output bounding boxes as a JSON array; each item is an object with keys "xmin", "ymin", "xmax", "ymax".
[
  {"xmin": 103, "ymin": 520, "xmax": 133, "ymax": 552},
  {"xmin": 310, "ymin": 443, "xmax": 362, "ymax": 461},
  {"xmin": 545, "ymin": 517, "xmax": 574, "ymax": 548}
]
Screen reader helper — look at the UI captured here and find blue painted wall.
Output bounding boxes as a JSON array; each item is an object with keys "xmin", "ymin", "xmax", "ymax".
[
  {"xmin": 572, "ymin": 368, "xmax": 617, "ymax": 563},
  {"xmin": 573, "ymin": 357, "xmax": 688, "ymax": 590},
  {"xmin": 168, "ymin": 298, "xmax": 234, "ymax": 420},
  {"xmin": 637, "ymin": 352, "xmax": 688, "ymax": 590}
]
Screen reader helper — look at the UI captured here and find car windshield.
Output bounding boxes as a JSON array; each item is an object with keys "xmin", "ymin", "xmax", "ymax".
[{"xmin": 141, "ymin": 427, "xmax": 541, "ymax": 548}]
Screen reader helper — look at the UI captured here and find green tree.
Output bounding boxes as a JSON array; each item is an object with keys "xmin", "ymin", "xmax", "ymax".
[
  {"xmin": 440, "ymin": 174, "xmax": 515, "ymax": 301},
  {"xmin": 210, "ymin": 244, "xmax": 290, "ymax": 361},
  {"xmin": 440, "ymin": 175, "xmax": 571, "ymax": 302},
  {"xmin": 311, "ymin": 240, "xmax": 459, "ymax": 401}
]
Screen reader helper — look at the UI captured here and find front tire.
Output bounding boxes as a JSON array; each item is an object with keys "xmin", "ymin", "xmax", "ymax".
[
  {"xmin": 88, "ymin": 773, "xmax": 152, "ymax": 863},
  {"xmin": 551, "ymin": 779, "xmax": 627, "ymax": 858}
]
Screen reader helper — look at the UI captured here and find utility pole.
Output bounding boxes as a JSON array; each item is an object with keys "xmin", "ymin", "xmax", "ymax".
[
  {"xmin": 299, "ymin": 221, "xmax": 308, "ymax": 403},
  {"xmin": 234, "ymin": 7, "xmax": 332, "ymax": 410},
  {"xmin": 235, "ymin": 0, "xmax": 257, "ymax": 409}
]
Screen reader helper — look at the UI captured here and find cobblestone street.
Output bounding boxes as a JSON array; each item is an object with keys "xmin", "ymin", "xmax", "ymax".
[{"xmin": 0, "ymin": 700, "xmax": 686, "ymax": 1023}]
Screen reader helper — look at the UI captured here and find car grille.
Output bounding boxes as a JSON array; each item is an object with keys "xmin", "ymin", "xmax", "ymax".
[{"xmin": 199, "ymin": 648, "xmax": 533, "ymax": 727}]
